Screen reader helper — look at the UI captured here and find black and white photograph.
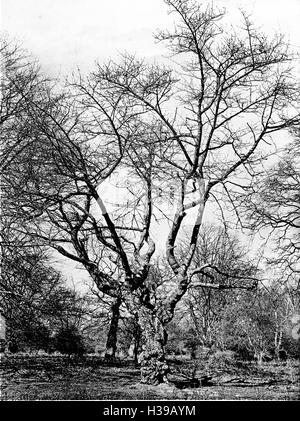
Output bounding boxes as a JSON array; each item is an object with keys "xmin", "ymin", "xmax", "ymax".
[{"xmin": 0, "ymin": 0, "xmax": 299, "ymax": 404}]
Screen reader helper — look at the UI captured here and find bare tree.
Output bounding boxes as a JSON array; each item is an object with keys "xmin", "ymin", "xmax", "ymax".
[
  {"xmin": 0, "ymin": 231, "xmax": 86, "ymax": 352},
  {"xmin": 240, "ymin": 128, "xmax": 300, "ymax": 277},
  {"xmin": 224, "ymin": 279, "xmax": 299, "ymax": 363},
  {"xmin": 0, "ymin": 37, "xmax": 50, "ymax": 173},
  {"xmin": 4, "ymin": 0, "xmax": 299, "ymax": 384},
  {"xmin": 180, "ymin": 224, "xmax": 258, "ymax": 349}
]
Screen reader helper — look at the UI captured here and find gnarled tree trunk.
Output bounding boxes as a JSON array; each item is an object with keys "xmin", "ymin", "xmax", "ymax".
[{"xmin": 138, "ymin": 308, "xmax": 169, "ymax": 385}]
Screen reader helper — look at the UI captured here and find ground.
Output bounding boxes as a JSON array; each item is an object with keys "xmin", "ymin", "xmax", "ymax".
[{"xmin": 0, "ymin": 355, "xmax": 299, "ymax": 400}]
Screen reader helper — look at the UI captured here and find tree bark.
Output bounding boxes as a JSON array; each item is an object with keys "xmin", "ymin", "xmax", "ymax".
[
  {"xmin": 134, "ymin": 336, "xmax": 140, "ymax": 365},
  {"xmin": 133, "ymin": 317, "xmax": 141, "ymax": 364},
  {"xmin": 104, "ymin": 297, "xmax": 121, "ymax": 361},
  {"xmin": 138, "ymin": 308, "xmax": 169, "ymax": 385},
  {"xmin": 0, "ymin": 313, "xmax": 6, "ymax": 352},
  {"xmin": 274, "ymin": 329, "xmax": 283, "ymax": 361}
]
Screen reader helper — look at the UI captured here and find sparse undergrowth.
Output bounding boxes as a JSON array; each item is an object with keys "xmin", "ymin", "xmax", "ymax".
[{"xmin": 0, "ymin": 354, "xmax": 299, "ymax": 400}]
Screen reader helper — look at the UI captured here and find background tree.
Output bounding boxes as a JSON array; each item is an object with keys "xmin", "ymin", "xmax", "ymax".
[
  {"xmin": 223, "ymin": 279, "xmax": 300, "ymax": 363},
  {"xmin": 240, "ymin": 128, "xmax": 300, "ymax": 277},
  {"xmin": 0, "ymin": 209, "xmax": 90, "ymax": 353},
  {"xmin": 180, "ymin": 224, "xmax": 258, "ymax": 351},
  {"xmin": 54, "ymin": 324, "xmax": 86, "ymax": 356},
  {"xmin": 0, "ymin": 37, "xmax": 50, "ymax": 173},
  {"xmin": 3, "ymin": 0, "xmax": 299, "ymax": 384},
  {"xmin": 87, "ymin": 288, "xmax": 123, "ymax": 360},
  {"xmin": 0, "ymin": 235, "xmax": 89, "ymax": 352}
]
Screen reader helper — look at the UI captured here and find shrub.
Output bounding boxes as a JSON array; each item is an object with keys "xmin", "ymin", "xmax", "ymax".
[
  {"xmin": 54, "ymin": 325, "xmax": 86, "ymax": 355},
  {"xmin": 207, "ymin": 350, "xmax": 237, "ymax": 372}
]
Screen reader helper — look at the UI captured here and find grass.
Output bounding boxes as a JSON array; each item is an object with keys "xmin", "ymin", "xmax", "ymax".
[{"xmin": 0, "ymin": 355, "xmax": 299, "ymax": 401}]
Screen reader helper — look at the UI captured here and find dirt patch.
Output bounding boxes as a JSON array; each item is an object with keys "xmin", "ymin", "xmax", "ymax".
[{"xmin": 0, "ymin": 356, "xmax": 299, "ymax": 400}]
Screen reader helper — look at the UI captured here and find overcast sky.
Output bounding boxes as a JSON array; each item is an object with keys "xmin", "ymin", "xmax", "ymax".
[
  {"xmin": 1, "ymin": 0, "xmax": 299, "ymax": 287},
  {"xmin": 1, "ymin": 0, "xmax": 300, "ymax": 76}
]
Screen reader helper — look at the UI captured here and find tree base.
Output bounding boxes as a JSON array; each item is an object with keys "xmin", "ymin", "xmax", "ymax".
[{"xmin": 140, "ymin": 354, "xmax": 170, "ymax": 385}]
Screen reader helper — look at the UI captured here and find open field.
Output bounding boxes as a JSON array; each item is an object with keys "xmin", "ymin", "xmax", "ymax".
[{"xmin": 0, "ymin": 355, "xmax": 299, "ymax": 400}]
